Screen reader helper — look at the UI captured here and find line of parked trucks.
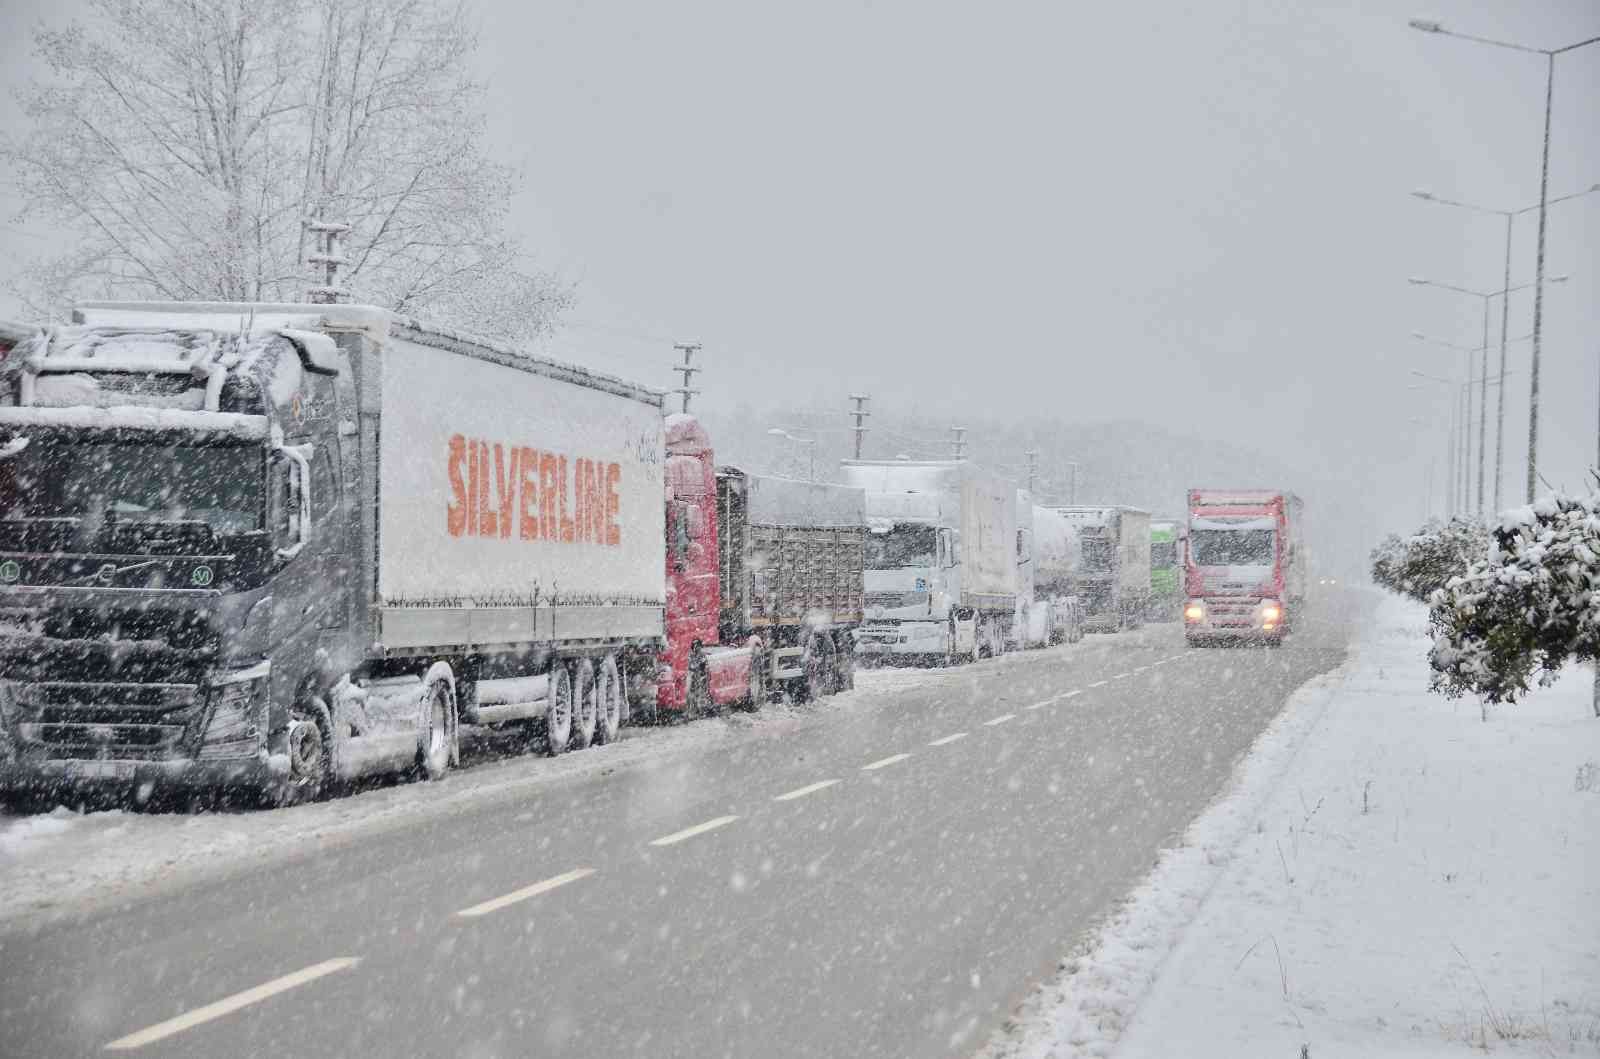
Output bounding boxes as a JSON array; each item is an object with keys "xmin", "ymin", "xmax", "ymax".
[{"xmin": 0, "ymin": 302, "xmax": 1305, "ymax": 808}]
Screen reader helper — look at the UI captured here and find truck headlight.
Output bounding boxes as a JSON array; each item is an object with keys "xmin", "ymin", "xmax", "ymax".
[
  {"xmin": 200, "ymin": 665, "xmax": 270, "ymax": 760},
  {"xmin": 1183, "ymin": 601, "xmax": 1205, "ymax": 622},
  {"xmin": 1260, "ymin": 601, "xmax": 1282, "ymax": 622}
]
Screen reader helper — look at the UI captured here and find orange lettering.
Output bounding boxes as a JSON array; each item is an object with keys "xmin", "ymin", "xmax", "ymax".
[
  {"xmin": 573, "ymin": 458, "xmax": 589, "ymax": 544},
  {"xmin": 466, "ymin": 437, "xmax": 480, "ymax": 536},
  {"xmin": 558, "ymin": 456, "xmax": 574, "ymax": 542},
  {"xmin": 540, "ymin": 453, "xmax": 558, "ymax": 540},
  {"xmin": 605, "ymin": 462, "xmax": 621, "ymax": 547},
  {"xmin": 478, "ymin": 441, "xmax": 496, "ymax": 538},
  {"xmin": 495, "ymin": 444, "xmax": 514, "ymax": 539},
  {"xmin": 519, "ymin": 447, "xmax": 539, "ymax": 539},
  {"xmin": 447, "ymin": 435, "xmax": 468, "ymax": 537},
  {"xmin": 587, "ymin": 461, "xmax": 604, "ymax": 543}
]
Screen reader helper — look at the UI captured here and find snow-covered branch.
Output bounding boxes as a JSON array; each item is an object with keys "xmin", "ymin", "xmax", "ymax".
[
  {"xmin": 4, "ymin": 0, "xmax": 571, "ymax": 342},
  {"xmin": 1428, "ymin": 490, "xmax": 1600, "ymax": 707}
]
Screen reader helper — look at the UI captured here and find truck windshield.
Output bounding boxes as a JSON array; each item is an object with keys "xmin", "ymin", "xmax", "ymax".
[
  {"xmin": 1191, "ymin": 528, "xmax": 1274, "ymax": 565},
  {"xmin": 0, "ymin": 436, "xmax": 264, "ymax": 547},
  {"xmin": 1081, "ymin": 538, "xmax": 1114, "ymax": 572},
  {"xmin": 864, "ymin": 523, "xmax": 937, "ymax": 569}
]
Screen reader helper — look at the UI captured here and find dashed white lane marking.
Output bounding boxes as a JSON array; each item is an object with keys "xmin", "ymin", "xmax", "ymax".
[
  {"xmin": 862, "ymin": 753, "xmax": 911, "ymax": 771},
  {"xmin": 1024, "ymin": 698, "xmax": 1053, "ymax": 710},
  {"xmin": 105, "ymin": 958, "xmax": 361, "ymax": 1050},
  {"xmin": 928, "ymin": 732, "xmax": 968, "ymax": 747},
  {"xmin": 1061, "ymin": 689, "xmax": 1083, "ymax": 699},
  {"xmin": 1113, "ymin": 672, "xmax": 1131, "ymax": 680},
  {"xmin": 983, "ymin": 713, "xmax": 1016, "ymax": 726},
  {"xmin": 774, "ymin": 779, "xmax": 840, "ymax": 802},
  {"xmin": 456, "ymin": 867, "xmax": 596, "ymax": 918},
  {"xmin": 650, "ymin": 815, "xmax": 739, "ymax": 847},
  {"xmin": 1088, "ymin": 680, "xmax": 1109, "ymax": 688}
]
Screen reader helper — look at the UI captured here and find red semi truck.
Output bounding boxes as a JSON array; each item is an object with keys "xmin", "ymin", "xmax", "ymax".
[
  {"xmin": 1183, "ymin": 489, "xmax": 1305, "ymax": 646},
  {"xmin": 655, "ymin": 414, "xmax": 865, "ymax": 715}
]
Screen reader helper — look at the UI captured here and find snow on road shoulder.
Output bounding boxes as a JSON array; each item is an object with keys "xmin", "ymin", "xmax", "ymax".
[{"xmin": 981, "ymin": 594, "xmax": 1600, "ymax": 1059}]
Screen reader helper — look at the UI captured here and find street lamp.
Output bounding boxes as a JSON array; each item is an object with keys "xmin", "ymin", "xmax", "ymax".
[
  {"xmin": 1408, "ymin": 188, "xmax": 1593, "ymax": 511},
  {"xmin": 1407, "ymin": 275, "xmax": 1569, "ymax": 514},
  {"xmin": 1410, "ymin": 20, "xmax": 1600, "ymax": 501},
  {"xmin": 767, "ymin": 427, "xmax": 818, "ymax": 481}
]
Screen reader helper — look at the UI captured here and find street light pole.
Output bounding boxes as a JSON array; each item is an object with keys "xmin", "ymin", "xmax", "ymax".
[
  {"xmin": 1413, "ymin": 185, "xmax": 1598, "ymax": 509},
  {"xmin": 1409, "ymin": 278, "xmax": 1568, "ymax": 519},
  {"xmin": 1410, "ymin": 21, "xmax": 1600, "ymax": 501},
  {"xmin": 1529, "ymin": 52, "xmax": 1555, "ymax": 503}
]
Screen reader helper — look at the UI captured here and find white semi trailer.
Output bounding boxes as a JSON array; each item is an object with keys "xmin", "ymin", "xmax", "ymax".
[
  {"xmin": 842, "ymin": 460, "xmax": 1017, "ymax": 664},
  {"xmin": 0, "ymin": 301, "xmax": 666, "ymax": 805}
]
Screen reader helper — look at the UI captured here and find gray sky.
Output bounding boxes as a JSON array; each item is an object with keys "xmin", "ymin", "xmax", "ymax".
[{"xmin": 3, "ymin": 0, "xmax": 1597, "ymax": 550}]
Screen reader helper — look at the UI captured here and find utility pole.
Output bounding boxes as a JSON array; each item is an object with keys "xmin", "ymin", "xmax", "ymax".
[
  {"xmin": 304, "ymin": 220, "xmax": 352, "ymax": 304},
  {"xmin": 1024, "ymin": 450, "xmax": 1039, "ymax": 495},
  {"xmin": 670, "ymin": 343, "xmax": 702, "ymax": 414},
  {"xmin": 848, "ymin": 394, "xmax": 871, "ymax": 459},
  {"xmin": 950, "ymin": 427, "xmax": 967, "ymax": 461}
]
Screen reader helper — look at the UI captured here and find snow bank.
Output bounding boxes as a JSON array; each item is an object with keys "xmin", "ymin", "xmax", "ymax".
[
  {"xmin": 982, "ymin": 594, "xmax": 1600, "ymax": 1058},
  {"xmin": 0, "ymin": 806, "xmax": 84, "ymax": 859}
]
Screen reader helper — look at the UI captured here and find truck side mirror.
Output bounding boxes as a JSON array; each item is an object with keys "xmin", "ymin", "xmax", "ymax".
[{"xmin": 271, "ymin": 442, "xmax": 312, "ymax": 561}]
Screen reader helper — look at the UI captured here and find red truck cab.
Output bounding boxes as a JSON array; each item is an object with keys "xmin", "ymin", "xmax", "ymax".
[
  {"xmin": 1183, "ymin": 489, "xmax": 1305, "ymax": 646},
  {"xmin": 658, "ymin": 413, "xmax": 761, "ymax": 713}
]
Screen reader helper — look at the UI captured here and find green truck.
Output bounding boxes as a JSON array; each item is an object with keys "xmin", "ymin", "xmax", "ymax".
[{"xmin": 1148, "ymin": 520, "xmax": 1183, "ymax": 621}]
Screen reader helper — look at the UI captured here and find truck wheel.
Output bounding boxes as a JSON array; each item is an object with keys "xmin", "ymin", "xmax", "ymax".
[
  {"xmin": 685, "ymin": 649, "xmax": 712, "ymax": 718},
  {"xmin": 572, "ymin": 659, "xmax": 598, "ymax": 750},
  {"xmin": 745, "ymin": 647, "xmax": 767, "ymax": 710},
  {"xmin": 416, "ymin": 667, "xmax": 456, "ymax": 781},
  {"xmin": 800, "ymin": 635, "xmax": 833, "ymax": 702},
  {"xmin": 275, "ymin": 697, "xmax": 333, "ymax": 805},
  {"xmin": 834, "ymin": 635, "xmax": 855, "ymax": 692},
  {"xmin": 546, "ymin": 664, "xmax": 574, "ymax": 755},
  {"xmin": 596, "ymin": 654, "xmax": 623, "ymax": 744}
]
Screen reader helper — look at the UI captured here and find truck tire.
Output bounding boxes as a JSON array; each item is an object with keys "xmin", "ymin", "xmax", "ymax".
[
  {"xmin": 416, "ymin": 666, "xmax": 456, "ymax": 781},
  {"xmin": 596, "ymin": 654, "xmax": 623, "ymax": 744},
  {"xmin": 800, "ymin": 634, "xmax": 833, "ymax": 702},
  {"xmin": 833, "ymin": 634, "xmax": 855, "ymax": 692},
  {"xmin": 546, "ymin": 664, "xmax": 574, "ymax": 755},
  {"xmin": 685, "ymin": 649, "xmax": 712, "ymax": 718},
  {"xmin": 273, "ymin": 696, "xmax": 334, "ymax": 806},
  {"xmin": 572, "ymin": 659, "xmax": 598, "ymax": 750},
  {"xmin": 745, "ymin": 646, "xmax": 767, "ymax": 710}
]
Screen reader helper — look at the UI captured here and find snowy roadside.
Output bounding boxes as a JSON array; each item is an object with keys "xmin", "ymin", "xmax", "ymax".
[
  {"xmin": 982, "ymin": 594, "xmax": 1600, "ymax": 1059},
  {"xmin": 0, "ymin": 663, "xmax": 956, "ymax": 931}
]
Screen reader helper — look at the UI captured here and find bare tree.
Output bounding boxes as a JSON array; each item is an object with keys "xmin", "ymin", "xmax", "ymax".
[{"xmin": 4, "ymin": 0, "xmax": 570, "ymax": 342}]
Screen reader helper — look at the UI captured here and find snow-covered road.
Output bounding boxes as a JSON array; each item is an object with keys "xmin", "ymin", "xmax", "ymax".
[
  {"xmin": 985, "ymin": 595, "xmax": 1600, "ymax": 1058},
  {"xmin": 0, "ymin": 591, "xmax": 1358, "ymax": 1058}
]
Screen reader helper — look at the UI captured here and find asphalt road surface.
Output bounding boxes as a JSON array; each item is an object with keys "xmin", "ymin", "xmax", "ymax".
[{"xmin": 0, "ymin": 588, "xmax": 1364, "ymax": 1058}]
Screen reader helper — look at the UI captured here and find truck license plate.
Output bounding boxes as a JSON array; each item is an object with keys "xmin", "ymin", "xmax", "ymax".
[{"xmin": 62, "ymin": 761, "xmax": 136, "ymax": 780}]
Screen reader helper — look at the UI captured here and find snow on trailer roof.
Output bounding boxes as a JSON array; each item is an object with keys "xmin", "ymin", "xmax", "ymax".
[
  {"xmin": 74, "ymin": 301, "xmax": 666, "ymax": 409},
  {"xmin": 0, "ymin": 404, "xmax": 269, "ymax": 440},
  {"xmin": 729, "ymin": 470, "xmax": 866, "ymax": 529}
]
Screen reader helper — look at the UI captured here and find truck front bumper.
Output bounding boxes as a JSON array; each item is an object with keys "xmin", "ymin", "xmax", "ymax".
[
  {"xmin": 856, "ymin": 620, "xmax": 947, "ymax": 657},
  {"xmin": 1184, "ymin": 599, "xmax": 1285, "ymax": 644},
  {"xmin": 0, "ymin": 751, "xmax": 290, "ymax": 797}
]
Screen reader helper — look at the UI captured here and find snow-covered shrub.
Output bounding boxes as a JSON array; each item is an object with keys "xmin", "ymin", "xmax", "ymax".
[
  {"xmin": 1429, "ymin": 492, "xmax": 1600, "ymax": 704},
  {"xmin": 1370, "ymin": 518, "xmax": 1488, "ymax": 605}
]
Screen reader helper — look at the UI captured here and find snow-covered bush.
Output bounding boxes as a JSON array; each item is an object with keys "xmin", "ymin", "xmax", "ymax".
[
  {"xmin": 1370, "ymin": 518, "xmax": 1488, "ymax": 605},
  {"xmin": 1429, "ymin": 492, "xmax": 1600, "ymax": 705}
]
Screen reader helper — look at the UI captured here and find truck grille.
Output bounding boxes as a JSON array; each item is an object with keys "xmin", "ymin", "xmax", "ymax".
[{"xmin": 8, "ymin": 682, "xmax": 202, "ymax": 761}]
